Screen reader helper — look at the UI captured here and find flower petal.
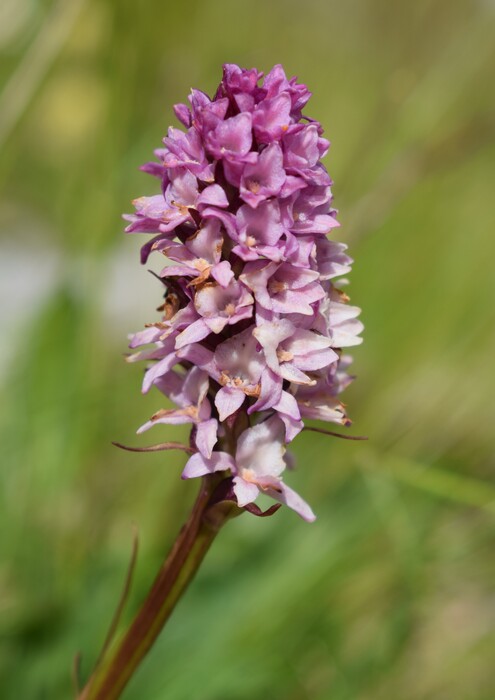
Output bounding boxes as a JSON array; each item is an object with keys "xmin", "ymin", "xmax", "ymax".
[
  {"xmin": 265, "ymin": 481, "xmax": 316, "ymax": 522},
  {"xmin": 181, "ymin": 451, "xmax": 234, "ymax": 479},
  {"xmin": 175, "ymin": 319, "xmax": 210, "ymax": 349},
  {"xmin": 232, "ymin": 477, "xmax": 260, "ymax": 507},
  {"xmin": 195, "ymin": 418, "xmax": 218, "ymax": 458},
  {"xmin": 215, "ymin": 386, "xmax": 245, "ymax": 422}
]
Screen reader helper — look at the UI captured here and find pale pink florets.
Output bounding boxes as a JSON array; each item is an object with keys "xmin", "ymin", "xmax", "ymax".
[{"xmin": 125, "ymin": 64, "xmax": 363, "ymax": 521}]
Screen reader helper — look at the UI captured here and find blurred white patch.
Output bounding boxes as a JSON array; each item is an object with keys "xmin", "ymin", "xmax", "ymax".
[
  {"xmin": 102, "ymin": 238, "xmax": 165, "ymax": 332},
  {"xmin": 0, "ymin": 240, "xmax": 61, "ymax": 371}
]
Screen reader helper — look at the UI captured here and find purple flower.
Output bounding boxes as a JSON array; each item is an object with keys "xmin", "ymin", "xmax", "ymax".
[
  {"xmin": 233, "ymin": 200, "xmax": 285, "ymax": 261},
  {"xmin": 125, "ymin": 63, "xmax": 363, "ymax": 521},
  {"xmin": 295, "ymin": 356, "xmax": 355, "ymax": 426},
  {"xmin": 205, "ymin": 112, "xmax": 255, "ymax": 162},
  {"xmin": 241, "ymin": 261, "xmax": 325, "ymax": 315},
  {"xmin": 175, "ymin": 279, "xmax": 254, "ymax": 348},
  {"xmin": 252, "ymin": 92, "xmax": 292, "ymax": 144},
  {"xmin": 158, "ymin": 218, "xmax": 233, "ymax": 288},
  {"xmin": 182, "ymin": 416, "xmax": 315, "ymax": 522},
  {"xmin": 253, "ymin": 316, "xmax": 338, "ymax": 385},
  {"xmin": 240, "ymin": 143, "xmax": 285, "ymax": 208},
  {"xmin": 138, "ymin": 367, "xmax": 218, "ymax": 458}
]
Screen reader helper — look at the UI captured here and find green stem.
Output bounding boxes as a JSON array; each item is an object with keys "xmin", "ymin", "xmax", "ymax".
[{"xmin": 79, "ymin": 477, "xmax": 236, "ymax": 700}]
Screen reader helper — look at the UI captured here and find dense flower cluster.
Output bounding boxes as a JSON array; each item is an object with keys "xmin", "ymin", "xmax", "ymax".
[{"xmin": 125, "ymin": 64, "xmax": 363, "ymax": 521}]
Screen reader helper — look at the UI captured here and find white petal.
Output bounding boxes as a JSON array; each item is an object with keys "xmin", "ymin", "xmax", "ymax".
[{"xmin": 235, "ymin": 417, "xmax": 286, "ymax": 478}]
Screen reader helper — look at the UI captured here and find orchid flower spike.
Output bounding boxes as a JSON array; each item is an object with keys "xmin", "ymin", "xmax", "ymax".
[{"xmin": 125, "ymin": 63, "xmax": 363, "ymax": 522}]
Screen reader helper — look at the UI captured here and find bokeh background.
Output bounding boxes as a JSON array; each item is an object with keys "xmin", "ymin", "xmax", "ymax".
[{"xmin": 1, "ymin": 1, "xmax": 495, "ymax": 698}]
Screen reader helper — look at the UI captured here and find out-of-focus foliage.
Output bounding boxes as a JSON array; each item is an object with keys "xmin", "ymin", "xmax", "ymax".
[{"xmin": 1, "ymin": 1, "xmax": 494, "ymax": 698}]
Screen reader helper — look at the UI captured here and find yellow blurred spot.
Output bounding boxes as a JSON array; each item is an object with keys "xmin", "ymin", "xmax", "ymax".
[{"xmin": 29, "ymin": 69, "xmax": 107, "ymax": 162}]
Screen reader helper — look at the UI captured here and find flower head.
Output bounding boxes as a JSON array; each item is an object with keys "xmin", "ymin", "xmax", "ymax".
[{"xmin": 125, "ymin": 64, "xmax": 363, "ymax": 521}]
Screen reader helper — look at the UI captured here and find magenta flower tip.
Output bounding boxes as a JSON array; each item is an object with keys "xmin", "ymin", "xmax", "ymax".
[{"xmin": 125, "ymin": 63, "xmax": 363, "ymax": 521}]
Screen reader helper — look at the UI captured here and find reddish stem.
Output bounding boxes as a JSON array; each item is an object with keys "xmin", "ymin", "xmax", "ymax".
[{"xmin": 79, "ymin": 476, "xmax": 236, "ymax": 700}]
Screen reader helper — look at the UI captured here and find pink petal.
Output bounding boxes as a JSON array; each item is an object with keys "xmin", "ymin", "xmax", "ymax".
[
  {"xmin": 279, "ymin": 363, "xmax": 313, "ymax": 385},
  {"xmin": 196, "ymin": 184, "xmax": 230, "ymax": 208},
  {"xmin": 206, "ymin": 112, "xmax": 253, "ymax": 159},
  {"xmin": 181, "ymin": 451, "xmax": 235, "ymax": 479},
  {"xmin": 236, "ymin": 200, "xmax": 284, "ymax": 247},
  {"xmin": 182, "ymin": 366, "xmax": 209, "ymax": 405},
  {"xmin": 274, "ymin": 391, "xmax": 303, "ymax": 441},
  {"xmin": 253, "ymin": 92, "xmax": 292, "ymax": 143},
  {"xmin": 195, "ymin": 418, "xmax": 218, "ymax": 458},
  {"xmin": 286, "ymin": 329, "xmax": 332, "ymax": 354},
  {"xmin": 232, "ymin": 477, "xmax": 260, "ymax": 507},
  {"xmin": 249, "ymin": 367, "xmax": 283, "ymax": 413},
  {"xmin": 175, "ymin": 319, "xmax": 210, "ymax": 349},
  {"xmin": 240, "ymin": 143, "xmax": 286, "ymax": 208},
  {"xmin": 274, "ymin": 390, "xmax": 301, "ymax": 420},
  {"xmin": 295, "ymin": 347, "xmax": 338, "ymax": 371},
  {"xmin": 266, "ymin": 481, "xmax": 316, "ymax": 522},
  {"xmin": 204, "ymin": 316, "xmax": 228, "ymax": 334},
  {"xmin": 129, "ymin": 327, "xmax": 162, "ymax": 348},
  {"xmin": 272, "ymin": 283, "xmax": 325, "ymax": 316},
  {"xmin": 211, "ymin": 260, "xmax": 234, "ymax": 287},
  {"xmin": 176, "ymin": 343, "xmax": 220, "ymax": 381},
  {"xmin": 173, "ymin": 103, "xmax": 191, "ymax": 127},
  {"xmin": 283, "ymin": 124, "xmax": 319, "ymax": 170},
  {"xmin": 136, "ymin": 410, "xmax": 192, "ymax": 433},
  {"xmin": 235, "ymin": 416, "xmax": 286, "ymax": 478},
  {"xmin": 142, "ymin": 353, "xmax": 178, "ymax": 393},
  {"xmin": 215, "ymin": 386, "xmax": 245, "ymax": 421}
]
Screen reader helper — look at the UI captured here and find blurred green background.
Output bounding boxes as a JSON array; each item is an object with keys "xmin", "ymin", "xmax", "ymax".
[{"xmin": 1, "ymin": 1, "xmax": 495, "ymax": 698}]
